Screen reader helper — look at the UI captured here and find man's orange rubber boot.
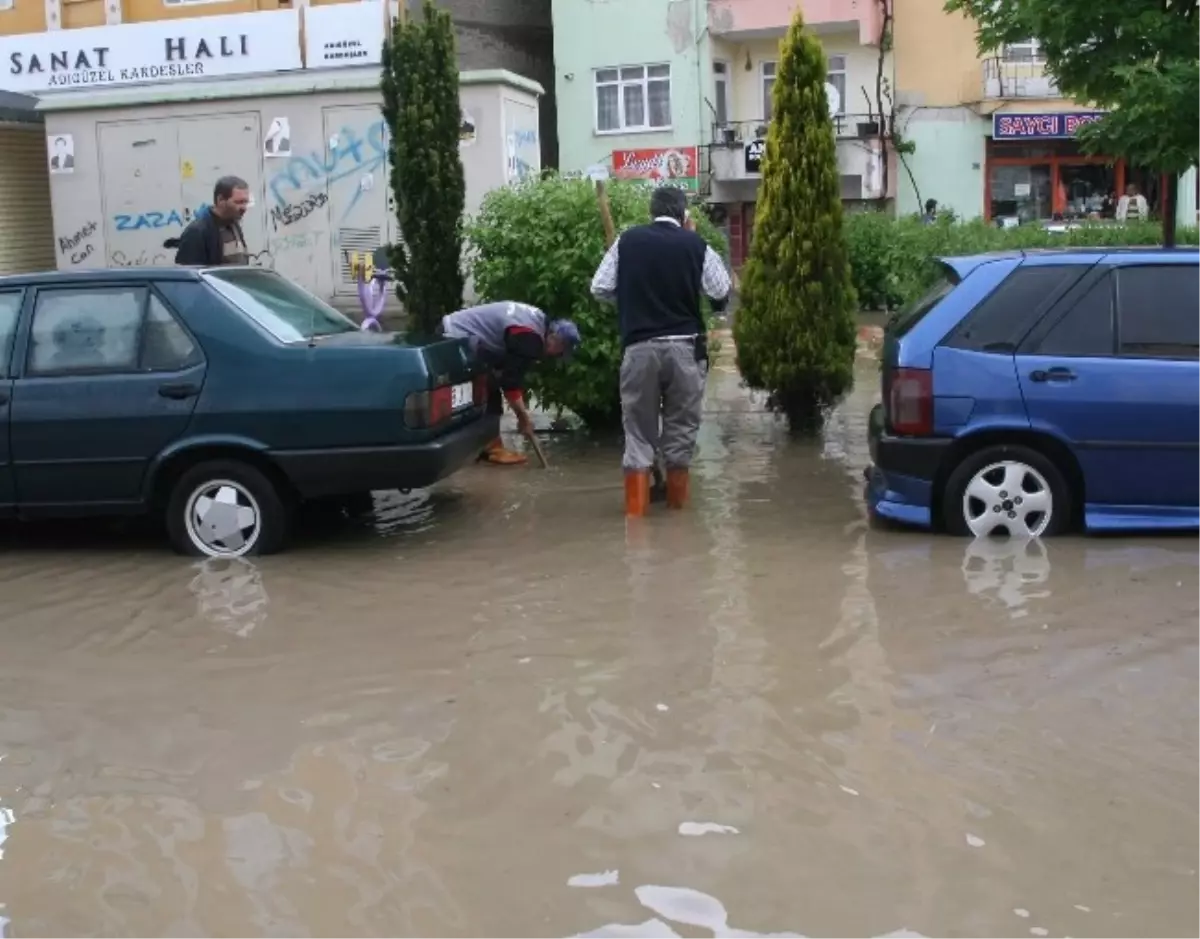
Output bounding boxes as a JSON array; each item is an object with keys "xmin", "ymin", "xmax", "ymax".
[
  {"xmin": 479, "ymin": 438, "xmax": 528, "ymax": 466},
  {"xmin": 624, "ymin": 469, "xmax": 651, "ymax": 518},
  {"xmin": 666, "ymin": 468, "xmax": 690, "ymax": 509}
]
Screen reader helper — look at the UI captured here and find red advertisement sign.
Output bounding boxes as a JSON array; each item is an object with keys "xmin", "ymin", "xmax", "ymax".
[{"xmin": 611, "ymin": 146, "xmax": 699, "ymax": 190}]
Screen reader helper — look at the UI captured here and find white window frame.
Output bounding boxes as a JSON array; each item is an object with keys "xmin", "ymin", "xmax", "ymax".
[
  {"xmin": 712, "ymin": 59, "xmax": 731, "ymax": 127},
  {"xmin": 761, "ymin": 60, "xmax": 776, "ymax": 121},
  {"xmin": 1003, "ymin": 38, "xmax": 1044, "ymax": 61},
  {"xmin": 763, "ymin": 56, "xmax": 846, "ymax": 120},
  {"xmin": 593, "ymin": 63, "xmax": 672, "ymax": 135},
  {"xmin": 826, "ymin": 53, "xmax": 847, "ymax": 115}
]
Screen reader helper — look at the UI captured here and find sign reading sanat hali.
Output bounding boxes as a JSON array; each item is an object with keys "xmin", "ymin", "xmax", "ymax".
[{"xmin": 0, "ymin": 10, "xmax": 302, "ymax": 92}]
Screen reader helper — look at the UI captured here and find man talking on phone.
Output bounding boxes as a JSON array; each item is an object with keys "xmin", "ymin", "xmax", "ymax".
[{"xmin": 590, "ymin": 187, "xmax": 731, "ymax": 517}]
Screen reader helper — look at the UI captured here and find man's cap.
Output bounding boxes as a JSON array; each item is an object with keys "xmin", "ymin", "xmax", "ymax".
[{"xmin": 549, "ymin": 319, "xmax": 581, "ymax": 356}]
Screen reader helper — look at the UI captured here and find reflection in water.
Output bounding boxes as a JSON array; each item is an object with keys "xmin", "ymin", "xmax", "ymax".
[
  {"xmin": 189, "ymin": 558, "xmax": 270, "ymax": 638},
  {"xmin": 961, "ymin": 538, "xmax": 1052, "ymax": 615},
  {"xmin": 0, "ymin": 360, "xmax": 1194, "ymax": 937}
]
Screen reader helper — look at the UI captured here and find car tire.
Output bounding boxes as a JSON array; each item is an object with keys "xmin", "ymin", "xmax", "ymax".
[
  {"xmin": 165, "ymin": 459, "xmax": 292, "ymax": 557},
  {"xmin": 942, "ymin": 444, "xmax": 1072, "ymax": 538}
]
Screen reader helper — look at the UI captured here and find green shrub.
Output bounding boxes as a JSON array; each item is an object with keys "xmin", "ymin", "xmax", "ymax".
[
  {"xmin": 733, "ymin": 8, "xmax": 858, "ymax": 432},
  {"xmin": 465, "ymin": 175, "xmax": 727, "ymax": 429},
  {"xmin": 381, "ymin": 0, "xmax": 465, "ymax": 333},
  {"xmin": 846, "ymin": 213, "xmax": 1200, "ymax": 310}
]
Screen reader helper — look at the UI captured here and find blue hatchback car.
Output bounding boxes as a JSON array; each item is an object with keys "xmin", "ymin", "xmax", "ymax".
[
  {"xmin": 0, "ymin": 266, "xmax": 498, "ymax": 557},
  {"xmin": 866, "ymin": 248, "xmax": 1199, "ymax": 537}
]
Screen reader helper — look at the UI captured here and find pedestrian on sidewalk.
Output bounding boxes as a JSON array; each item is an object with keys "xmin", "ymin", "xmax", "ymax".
[
  {"xmin": 440, "ymin": 302, "xmax": 580, "ymax": 465},
  {"xmin": 590, "ymin": 187, "xmax": 731, "ymax": 516},
  {"xmin": 168, "ymin": 176, "xmax": 251, "ymax": 266}
]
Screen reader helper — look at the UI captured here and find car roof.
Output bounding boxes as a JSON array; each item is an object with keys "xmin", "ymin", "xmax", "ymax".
[
  {"xmin": 0, "ymin": 266, "xmax": 269, "ymax": 289},
  {"xmin": 938, "ymin": 246, "xmax": 1198, "ymax": 280}
]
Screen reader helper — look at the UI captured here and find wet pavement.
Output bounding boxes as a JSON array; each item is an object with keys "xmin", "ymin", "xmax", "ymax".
[{"xmin": 0, "ymin": 358, "xmax": 1196, "ymax": 938}]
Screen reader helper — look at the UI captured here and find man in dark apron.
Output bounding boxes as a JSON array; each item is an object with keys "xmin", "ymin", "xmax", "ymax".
[{"xmin": 440, "ymin": 302, "xmax": 580, "ymax": 465}]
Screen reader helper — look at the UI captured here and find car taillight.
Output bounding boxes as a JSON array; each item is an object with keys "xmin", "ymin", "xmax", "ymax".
[
  {"xmin": 473, "ymin": 373, "xmax": 488, "ymax": 406},
  {"xmin": 888, "ymin": 367, "xmax": 933, "ymax": 436},
  {"xmin": 404, "ymin": 385, "xmax": 454, "ymax": 429}
]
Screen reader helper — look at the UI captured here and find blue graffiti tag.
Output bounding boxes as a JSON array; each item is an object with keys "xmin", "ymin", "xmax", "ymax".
[
  {"xmin": 268, "ymin": 121, "xmax": 387, "ymax": 223},
  {"xmin": 113, "ymin": 204, "xmax": 209, "ymax": 232}
]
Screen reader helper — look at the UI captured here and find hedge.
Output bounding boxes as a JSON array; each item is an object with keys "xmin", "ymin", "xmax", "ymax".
[{"xmin": 845, "ymin": 213, "xmax": 1200, "ymax": 311}]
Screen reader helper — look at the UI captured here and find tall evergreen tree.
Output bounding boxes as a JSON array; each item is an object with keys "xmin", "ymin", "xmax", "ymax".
[
  {"xmin": 380, "ymin": 0, "xmax": 465, "ymax": 331},
  {"xmin": 733, "ymin": 8, "xmax": 858, "ymax": 432}
]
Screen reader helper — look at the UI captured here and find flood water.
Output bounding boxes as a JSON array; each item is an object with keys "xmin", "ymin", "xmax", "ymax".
[{"xmin": 0, "ymin": 358, "xmax": 1195, "ymax": 938}]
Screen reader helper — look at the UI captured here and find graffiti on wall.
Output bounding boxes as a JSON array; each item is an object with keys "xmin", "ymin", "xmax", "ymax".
[
  {"xmin": 269, "ymin": 191, "xmax": 328, "ymax": 230},
  {"xmin": 267, "ymin": 121, "xmax": 387, "ymax": 224},
  {"xmin": 505, "ymin": 122, "xmax": 538, "ymax": 184},
  {"xmin": 59, "ymin": 220, "xmax": 99, "ymax": 266},
  {"xmin": 112, "ymin": 204, "xmax": 207, "ymax": 232}
]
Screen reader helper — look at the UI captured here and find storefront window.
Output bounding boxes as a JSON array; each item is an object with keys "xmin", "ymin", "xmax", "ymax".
[
  {"xmin": 990, "ymin": 164, "xmax": 1052, "ymax": 225},
  {"xmin": 1060, "ymin": 163, "xmax": 1117, "ymax": 219}
]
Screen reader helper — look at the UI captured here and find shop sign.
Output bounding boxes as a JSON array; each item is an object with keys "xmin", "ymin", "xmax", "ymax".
[
  {"xmin": 0, "ymin": 9, "xmax": 301, "ymax": 94},
  {"xmin": 744, "ymin": 138, "xmax": 765, "ymax": 174},
  {"xmin": 992, "ymin": 111, "xmax": 1105, "ymax": 140},
  {"xmin": 304, "ymin": 2, "xmax": 384, "ymax": 69},
  {"xmin": 612, "ymin": 146, "xmax": 699, "ymax": 191}
]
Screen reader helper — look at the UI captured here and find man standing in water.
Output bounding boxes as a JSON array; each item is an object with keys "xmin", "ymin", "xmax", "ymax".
[
  {"xmin": 440, "ymin": 302, "xmax": 581, "ymax": 465},
  {"xmin": 172, "ymin": 176, "xmax": 251, "ymax": 266},
  {"xmin": 590, "ymin": 187, "xmax": 731, "ymax": 516}
]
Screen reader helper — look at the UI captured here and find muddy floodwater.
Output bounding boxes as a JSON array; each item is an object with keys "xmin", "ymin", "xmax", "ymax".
[{"xmin": 0, "ymin": 360, "xmax": 1195, "ymax": 938}]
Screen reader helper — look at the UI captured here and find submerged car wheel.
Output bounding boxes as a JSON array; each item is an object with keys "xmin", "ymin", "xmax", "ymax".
[
  {"xmin": 166, "ymin": 460, "xmax": 291, "ymax": 557},
  {"xmin": 943, "ymin": 444, "xmax": 1071, "ymax": 538}
]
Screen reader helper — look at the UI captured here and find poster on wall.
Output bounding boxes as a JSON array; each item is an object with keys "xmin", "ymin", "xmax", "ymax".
[
  {"xmin": 460, "ymin": 109, "xmax": 477, "ymax": 148},
  {"xmin": 47, "ymin": 133, "xmax": 75, "ymax": 174},
  {"xmin": 612, "ymin": 147, "xmax": 699, "ymax": 190},
  {"xmin": 264, "ymin": 117, "xmax": 292, "ymax": 157},
  {"xmin": 502, "ymin": 98, "xmax": 540, "ymax": 184}
]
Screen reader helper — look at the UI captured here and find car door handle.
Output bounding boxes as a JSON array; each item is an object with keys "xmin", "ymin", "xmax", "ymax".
[
  {"xmin": 158, "ymin": 382, "xmax": 200, "ymax": 400},
  {"xmin": 1029, "ymin": 367, "xmax": 1077, "ymax": 383}
]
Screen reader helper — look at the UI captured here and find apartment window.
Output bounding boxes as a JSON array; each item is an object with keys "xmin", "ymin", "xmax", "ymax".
[
  {"xmin": 595, "ymin": 64, "xmax": 671, "ymax": 133},
  {"xmin": 713, "ymin": 60, "xmax": 731, "ymax": 126},
  {"xmin": 763, "ymin": 55, "xmax": 847, "ymax": 120},
  {"xmin": 1003, "ymin": 39, "xmax": 1044, "ymax": 61}
]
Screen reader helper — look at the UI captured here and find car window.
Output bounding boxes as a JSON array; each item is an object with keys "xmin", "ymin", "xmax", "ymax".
[
  {"xmin": 141, "ymin": 293, "xmax": 201, "ymax": 371},
  {"xmin": 945, "ymin": 265, "xmax": 1082, "ymax": 353},
  {"xmin": 0, "ymin": 292, "xmax": 21, "ymax": 376},
  {"xmin": 28, "ymin": 287, "xmax": 143, "ymax": 376},
  {"xmin": 203, "ymin": 269, "xmax": 358, "ymax": 343},
  {"xmin": 1117, "ymin": 265, "xmax": 1199, "ymax": 359},
  {"xmin": 1034, "ymin": 273, "xmax": 1114, "ymax": 357},
  {"xmin": 888, "ymin": 272, "xmax": 957, "ymax": 338}
]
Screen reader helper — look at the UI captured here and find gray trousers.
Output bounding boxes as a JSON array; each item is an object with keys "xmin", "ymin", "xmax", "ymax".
[{"xmin": 620, "ymin": 338, "xmax": 707, "ymax": 471}]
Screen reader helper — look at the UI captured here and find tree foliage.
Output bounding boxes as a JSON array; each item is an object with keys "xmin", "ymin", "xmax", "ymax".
[
  {"xmin": 945, "ymin": 0, "xmax": 1199, "ymax": 244},
  {"xmin": 466, "ymin": 176, "xmax": 727, "ymax": 429},
  {"xmin": 380, "ymin": 0, "xmax": 465, "ymax": 332},
  {"xmin": 733, "ymin": 9, "xmax": 858, "ymax": 432}
]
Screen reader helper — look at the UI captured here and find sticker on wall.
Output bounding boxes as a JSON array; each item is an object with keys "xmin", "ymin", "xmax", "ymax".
[
  {"xmin": 264, "ymin": 117, "xmax": 292, "ymax": 158},
  {"xmin": 359, "ymin": 173, "xmax": 374, "ymax": 193},
  {"xmin": 329, "ymin": 134, "xmax": 341, "ymax": 151},
  {"xmin": 459, "ymin": 108, "xmax": 477, "ymax": 148},
  {"xmin": 47, "ymin": 133, "xmax": 75, "ymax": 174},
  {"xmin": 181, "ymin": 160, "xmax": 195, "ymax": 180}
]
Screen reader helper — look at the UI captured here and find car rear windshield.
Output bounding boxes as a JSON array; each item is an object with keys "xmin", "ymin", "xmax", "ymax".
[
  {"xmin": 887, "ymin": 268, "xmax": 959, "ymax": 338},
  {"xmin": 204, "ymin": 268, "xmax": 359, "ymax": 343}
]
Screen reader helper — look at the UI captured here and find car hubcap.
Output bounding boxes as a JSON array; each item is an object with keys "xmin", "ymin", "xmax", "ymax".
[
  {"xmin": 185, "ymin": 480, "xmax": 261, "ymax": 557},
  {"xmin": 962, "ymin": 460, "xmax": 1053, "ymax": 538}
]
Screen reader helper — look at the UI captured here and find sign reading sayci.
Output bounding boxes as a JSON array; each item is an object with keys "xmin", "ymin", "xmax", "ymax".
[
  {"xmin": 0, "ymin": 9, "xmax": 301, "ymax": 93},
  {"xmin": 992, "ymin": 111, "xmax": 1105, "ymax": 140},
  {"xmin": 612, "ymin": 147, "xmax": 699, "ymax": 191}
]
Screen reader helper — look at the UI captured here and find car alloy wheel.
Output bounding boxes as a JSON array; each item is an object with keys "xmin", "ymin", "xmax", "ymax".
[
  {"xmin": 184, "ymin": 479, "xmax": 263, "ymax": 557},
  {"xmin": 961, "ymin": 459, "xmax": 1053, "ymax": 538}
]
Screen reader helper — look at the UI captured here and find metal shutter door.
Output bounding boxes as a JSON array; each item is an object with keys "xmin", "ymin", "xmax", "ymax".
[{"xmin": 0, "ymin": 126, "xmax": 55, "ymax": 275}]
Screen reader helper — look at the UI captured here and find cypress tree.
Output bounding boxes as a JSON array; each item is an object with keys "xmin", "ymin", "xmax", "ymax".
[
  {"xmin": 733, "ymin": 8, "xmax": 858, "ymax": 432},
  {"xmin": 380, "ymin": 0, "xmax": 465, "ymax": 332}
]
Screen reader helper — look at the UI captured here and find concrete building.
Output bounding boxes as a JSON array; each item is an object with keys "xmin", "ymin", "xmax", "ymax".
[
  {"xmin": 893, "ymin": 0, "xmax": 1197, "ymax": 227},
  {"xmin": 551, "ymin": 0, "xmax": 896, "ymax": 268},
  {"xmin": 0, "ymin": 0, "xmax": 546, "ymax": 300}
]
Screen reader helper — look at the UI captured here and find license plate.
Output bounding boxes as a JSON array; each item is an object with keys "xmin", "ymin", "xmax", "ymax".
[{"xmin": 450, "ymin": 381, "xmax": 473, "ymax": 410}]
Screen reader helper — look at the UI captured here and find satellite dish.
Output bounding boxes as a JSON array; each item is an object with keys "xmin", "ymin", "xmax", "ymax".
[{"xmin": 824, "ymin": 82, "xmax": 841, "ymax": 117}]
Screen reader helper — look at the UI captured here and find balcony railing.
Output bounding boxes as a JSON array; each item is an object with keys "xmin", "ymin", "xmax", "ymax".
[
  {"xmin": 710, "ymin": 114, "xmax": 892, "ymax": 148},
  {"xmin": 982, "ymin": 57, "xmax": 1060, "ymax": 99}
]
